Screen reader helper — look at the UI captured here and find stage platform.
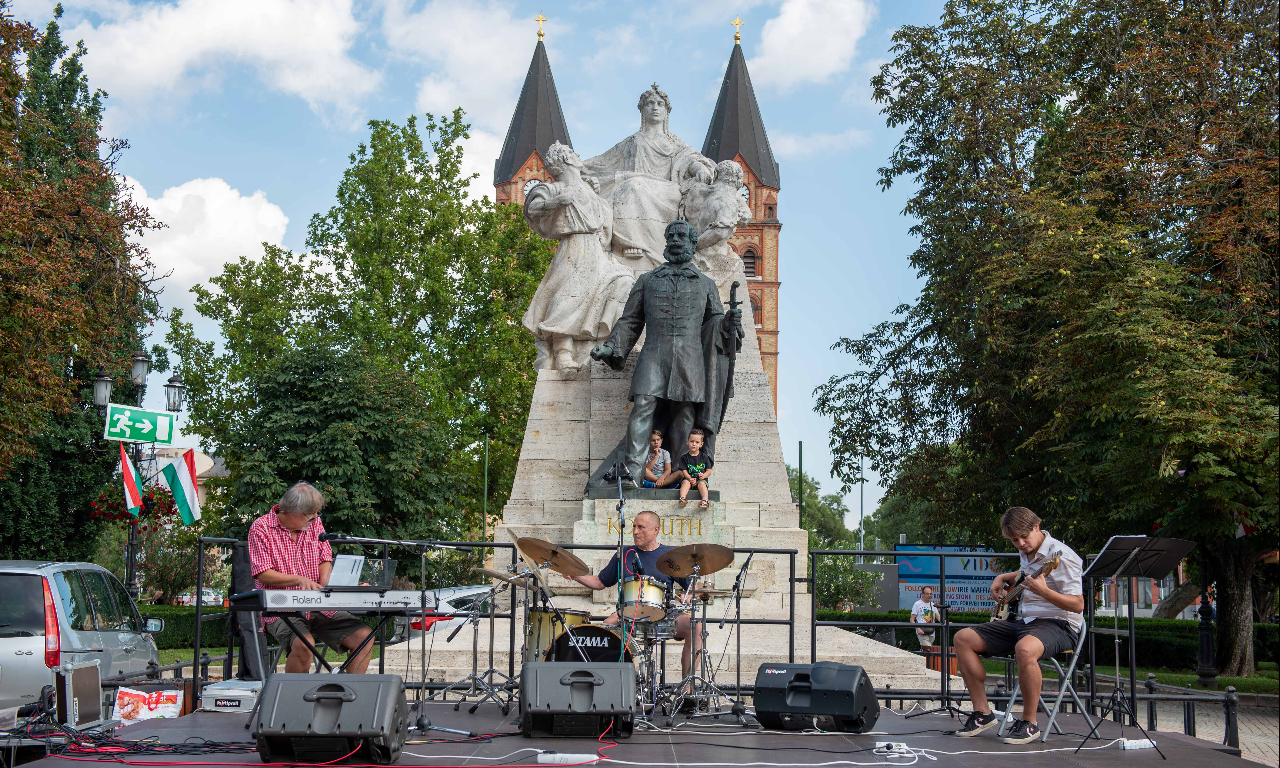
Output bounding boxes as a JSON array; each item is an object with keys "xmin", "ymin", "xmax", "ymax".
[{"xmin": 22, "ymin": 702, "xmax": 1241, "ymax": 768}]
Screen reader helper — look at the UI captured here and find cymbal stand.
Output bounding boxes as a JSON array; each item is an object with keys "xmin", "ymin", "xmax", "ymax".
[
  {"xmin": 428, "ymin": 582, "xmax": 512, "ymax": 715},
  {"xmin": 668, "ymin": 569, "xmax": 745, "ymax": 725},
  {"xmin": 530, "ymin": 564, "xmax": 591, "ymax": 664}
]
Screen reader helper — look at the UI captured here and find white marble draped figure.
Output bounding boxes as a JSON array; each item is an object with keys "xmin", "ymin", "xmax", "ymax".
[
  {"xmin": 583, "ymin": 84, "xmax": 715, "ymax": 271},
  {"xmin": 522, "ymin": 142, "xmax": 635, "ymax": 371}
]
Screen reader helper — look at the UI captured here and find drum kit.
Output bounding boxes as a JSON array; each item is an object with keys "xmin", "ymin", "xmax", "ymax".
[{"xmin": 468, "ymin": 535, "xmax": 747, "ymax": 722}]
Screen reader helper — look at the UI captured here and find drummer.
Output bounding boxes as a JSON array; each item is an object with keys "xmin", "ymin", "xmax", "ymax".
[{"xmin": 569, "ymin": 511, "xmax": 702, "ymax": 678}]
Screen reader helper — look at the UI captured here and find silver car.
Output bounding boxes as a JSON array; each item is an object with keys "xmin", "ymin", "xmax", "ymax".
[{"xmin": 0, "ymin": 561, "xmax": 162, "ymax": 711}]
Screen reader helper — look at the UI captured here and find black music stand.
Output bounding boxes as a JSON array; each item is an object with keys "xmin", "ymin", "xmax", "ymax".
[{"xmin": 1075, "ymin": 535, "xmax": 1195, "ymax": 757}]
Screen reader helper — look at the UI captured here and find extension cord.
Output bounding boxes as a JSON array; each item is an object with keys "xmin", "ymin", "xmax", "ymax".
[
  {"xmin": 537, "ymin": 753, "xmax": 599, "ymax": 764},
  {"xmin": 1120, "ymin": 738, "xmax": 1156, "ymax": 750}
]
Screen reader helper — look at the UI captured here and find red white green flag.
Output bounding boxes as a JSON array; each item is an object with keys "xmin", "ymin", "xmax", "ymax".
[
  {"xmin": 159, "ymin": 449, "xmax": 202, "ymax": 526},
  {"xmin": 119, "ymin": 442, "xmax": 143, "ymax": 516}
]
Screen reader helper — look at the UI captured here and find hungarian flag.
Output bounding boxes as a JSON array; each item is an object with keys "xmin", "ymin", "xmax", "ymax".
[
  {"xmin": 119, "ymin": 443, "xmax": 143, "ymax": 516},
  {"xmin": 159, "ymin": 449, "xmax": 202, "ymax": 526}
]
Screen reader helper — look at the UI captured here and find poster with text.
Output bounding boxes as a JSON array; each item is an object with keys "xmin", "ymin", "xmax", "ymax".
[
  {"xmin": 896, "ymin": 545, "xmax": 1012, "ymax": 611},
  {"xmin": 114, "ymin": 687, "xmax": 182, "ymax": 725}
]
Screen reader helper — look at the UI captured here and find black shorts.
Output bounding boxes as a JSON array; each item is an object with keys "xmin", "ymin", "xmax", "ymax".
[
  {"xmin": 967, "ymin": 618, "xmax": 1078, "ymax": 659},
  {"xmin": 265, "ymin": 611, "xmax": 368, "ymax": 655}
]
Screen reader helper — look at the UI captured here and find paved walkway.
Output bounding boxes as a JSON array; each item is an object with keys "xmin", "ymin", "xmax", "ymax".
[{"xmin": 1146, "ymin": 702, "xmax": 1279, "ymax": 767}]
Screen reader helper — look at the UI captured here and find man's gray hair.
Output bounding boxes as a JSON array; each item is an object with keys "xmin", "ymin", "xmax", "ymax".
[
  {"xmin": 635, "ymin": 510, "xmax": 661, "ymax": 528},
  {"xmin": 279, "ymin": 481, "xmax": 325, "ymax": 517}
]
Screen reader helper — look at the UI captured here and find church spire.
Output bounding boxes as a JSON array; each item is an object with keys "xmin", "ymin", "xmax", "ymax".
[
  {"xmin": 702, "ymin": 38, "xmax": 780, "ymax": 189},
  {"xmin": 493, "ymin": 35, "xmax": 571, "ymax": 185}
]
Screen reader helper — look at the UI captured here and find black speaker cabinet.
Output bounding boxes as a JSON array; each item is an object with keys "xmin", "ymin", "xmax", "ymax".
[
  {"xmin": 254, "ymin": 674, "xmax": 408, "ymax": 764},
  {"xmin": 520, "ymin": 662, "xmax": 635, "ymax": 738},
  {"xmin": 753, "ymin": 662, "xmax": 880, "ymax": 733}
]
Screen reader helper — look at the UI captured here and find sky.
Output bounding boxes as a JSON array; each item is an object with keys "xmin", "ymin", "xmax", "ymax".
[{"xmin": 13, "ymin": 0, "xmax": 947, "ymax": 530}]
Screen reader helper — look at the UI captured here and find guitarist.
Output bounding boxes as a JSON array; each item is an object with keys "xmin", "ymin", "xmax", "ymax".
[{"xmin": 953, "ymin": 507, "xmax": 1084, "ymax": 744}]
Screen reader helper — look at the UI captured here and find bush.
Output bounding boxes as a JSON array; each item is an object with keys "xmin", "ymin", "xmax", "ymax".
[
  {"xmin": 142, "ymin": 605, "xmax": 230, "ymax": 650},
  {"xmin": 817, "ymin": 609, "xmax": 1277, "ymax": 669}
]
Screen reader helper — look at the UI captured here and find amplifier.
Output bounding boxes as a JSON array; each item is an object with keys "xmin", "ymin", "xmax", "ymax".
[
  {"xmin": 753, "ymin": 662, "xmax": 880, "ymax": 733},
  {"xmin": 519, "ymin": 662, "xmax": 635, "ymax": 738},
  {"xmin": 254, "ymin": 674, "xmax": 408, "ymax": 764},
  {"xmin": 199, "ymin": 679, "xmax": 262, "ymax": 712}
]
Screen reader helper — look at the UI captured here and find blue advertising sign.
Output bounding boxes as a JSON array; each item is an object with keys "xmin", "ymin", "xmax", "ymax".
[{"xmin": 896, "ymin": 545, "xmax": 1004, "ymax": 611}]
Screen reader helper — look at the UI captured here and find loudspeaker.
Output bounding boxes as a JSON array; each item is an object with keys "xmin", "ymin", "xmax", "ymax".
[
  {"xmin": 753, "ymin": 662, "xmax": 880, "ymax": 733},
  {"xmin": 254, "ymin": 674, "xmax": 408, "ymax": 764},
  {"xmin": 519, "ymin": 662, "xmax": 635, "ymax": 738}
]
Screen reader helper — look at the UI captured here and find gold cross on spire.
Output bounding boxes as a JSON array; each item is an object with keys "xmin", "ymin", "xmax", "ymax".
[
  {"xmin": 535, "ymin": 12, "xmax": 547, "ymax": 41},
  {"xmin": 731, "ymin": 15, "xmax": 744, "ymax": 43}
]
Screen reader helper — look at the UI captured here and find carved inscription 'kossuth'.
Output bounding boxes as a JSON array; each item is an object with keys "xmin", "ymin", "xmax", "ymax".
[{"xmin": 606, "ymin": 517, "xmax": 703, "ymax": 536}]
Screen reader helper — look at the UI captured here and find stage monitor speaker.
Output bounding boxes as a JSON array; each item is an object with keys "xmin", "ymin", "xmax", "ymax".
[
  {"xmin": 520, "ymin": 662, "xmax": 635, "ymax": 738},
  {"xmin": 254, "ymin": 673, "xmax": 407, "ymax": 764},
  {"xmin": 753, "ymin": 662, "xmax": 880, "ymax": 733}
]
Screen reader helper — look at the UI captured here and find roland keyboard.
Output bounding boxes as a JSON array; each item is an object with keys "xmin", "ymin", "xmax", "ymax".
[{"xmin": 230, "ymin": 588, "xmax": 438, "ymax": 613}]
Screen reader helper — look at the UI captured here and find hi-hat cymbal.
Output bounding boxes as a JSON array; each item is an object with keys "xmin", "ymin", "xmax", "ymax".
[
  {"xmin": 470, "ymin": 566, "xmax": 534, "ymax": 587},
  {"xmin": 516, "ymin": 537, "xmax": 589, "ymax": 578},
  {"xmin": 656, "ymin": 543, "xmax": 734, "ymax": 578}
]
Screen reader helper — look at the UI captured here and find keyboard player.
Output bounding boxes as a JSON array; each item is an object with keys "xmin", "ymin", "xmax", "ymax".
[{"xmin": 248, "ymin": 482, "xmax": 374, "ymax": 673}]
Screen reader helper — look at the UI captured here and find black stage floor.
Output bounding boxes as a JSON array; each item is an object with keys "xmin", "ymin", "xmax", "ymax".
[{"xmin": 25, "ymin": 702, "xmax": 1241, "ymax": 768}]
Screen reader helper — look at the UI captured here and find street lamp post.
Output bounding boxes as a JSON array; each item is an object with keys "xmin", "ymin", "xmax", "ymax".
[{"xmin": 124, "ymin": 350, "xmax": 151, "ymax": 599}]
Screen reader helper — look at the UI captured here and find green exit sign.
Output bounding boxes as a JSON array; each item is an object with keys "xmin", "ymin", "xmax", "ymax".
[{"xmin": 103, "ymin": 403, "xmax": 176, "ymax": 445}]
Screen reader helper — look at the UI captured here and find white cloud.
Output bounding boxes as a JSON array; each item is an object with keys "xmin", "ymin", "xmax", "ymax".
[
  {"xmin": 380, "ymin": 0, "xmax": 533, "ymax": 134},
  {"xmin": 584, "ymin": 25, "xmax": 649, "ymax": 71},
  {"xmin": 749, "ymin": 0, "xmax": 876, "ymax": 91},
  {"xmin": 62, "ymin": 0, "xmax": 379, "ymax": 126},
  {"xmin": 459, "ymin": 129, "xmax": 503, "ymax": 203},
  {"xmin": 125, "ymin": 177, "xmax": 289, "ymax": 312},
  {"xmin": 771, "ymin": 127, "xmax": 871, "ymax": 158}
]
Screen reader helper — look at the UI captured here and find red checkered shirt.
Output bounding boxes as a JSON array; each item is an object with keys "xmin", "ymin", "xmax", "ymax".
[{"xmin": 248, "ymin": 509, "xmax": 334, "ymax": 626}]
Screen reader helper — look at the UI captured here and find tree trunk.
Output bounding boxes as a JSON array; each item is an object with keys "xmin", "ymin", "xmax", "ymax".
[
  {"xmin": 1152, "ymin": 578, "xmax": 1200, "ymax": 619},
  {"xmin": 1211, "ymin": 536, "xmax": 1256, "ymax": 677}
]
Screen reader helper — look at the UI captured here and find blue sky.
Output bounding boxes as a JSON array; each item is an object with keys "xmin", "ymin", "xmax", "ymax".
[{"xmin": 14, "ymin": 0, "xmax": 947, "ymax": 528}]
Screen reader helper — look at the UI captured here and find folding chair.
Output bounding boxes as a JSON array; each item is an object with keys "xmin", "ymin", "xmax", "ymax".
[{"xmin": 996, "ymin": 618, "xmax": 1096, "ymax": 742}]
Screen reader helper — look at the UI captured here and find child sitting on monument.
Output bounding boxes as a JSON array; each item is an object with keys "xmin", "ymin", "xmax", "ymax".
[
  {"xmin": 641, "ymin": 429, "xmax": 682, "ymax": 489},
  {"xmin": 676, "ymin": 428, "xmax": 714, "ymax": 508}
]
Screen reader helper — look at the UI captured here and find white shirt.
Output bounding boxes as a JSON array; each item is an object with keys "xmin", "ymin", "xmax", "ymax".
[
  {"xmin": 1017, "ymin": 530, "xmax": 1084, "ymax": 631},
  {"xmin": 911, "ymin": 599, "xmax": 938, "ymax": 626}
]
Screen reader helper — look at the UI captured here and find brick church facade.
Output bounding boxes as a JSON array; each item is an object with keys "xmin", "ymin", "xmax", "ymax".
[{"xmin": 494, "ymin": 35, "xmax": 782, "ymax": 410}]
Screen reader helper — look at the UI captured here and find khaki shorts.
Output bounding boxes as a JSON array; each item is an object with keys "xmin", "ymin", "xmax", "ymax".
[{"xmin": 266, "ymin": 611, "xmax": 369, "ymax": 656}]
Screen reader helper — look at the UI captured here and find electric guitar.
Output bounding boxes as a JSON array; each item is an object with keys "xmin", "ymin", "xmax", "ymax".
[{"xmin": 990, "ymin": 556, "xmax": 1060, "ymax": 622}]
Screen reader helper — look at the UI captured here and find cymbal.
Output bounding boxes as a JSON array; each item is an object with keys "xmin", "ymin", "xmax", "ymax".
[
  {"xmin": 516, "ymin": 537, "xmax": 589, "ymax": 578},
  {"xmin": 470, "ymin": 566, "xmax": 533, "ymax": 587},
  {"xmin": 656, "ymin": 543, "xmax": 735, "ymax": 578}
]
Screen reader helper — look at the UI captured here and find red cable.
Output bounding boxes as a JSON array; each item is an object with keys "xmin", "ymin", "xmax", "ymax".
[{"xmin": 596, "ymin": 720, "xmax": 618, "ymax": 762}]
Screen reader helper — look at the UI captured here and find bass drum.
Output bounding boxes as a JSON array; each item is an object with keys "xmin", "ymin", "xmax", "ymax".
[
  {"xmin": 545, "ymin": 625, "xmax": 635, "ymax": 663},
  {"xmin": 524, "ymin": 608, "xmax": 590, "ymax": 663}
]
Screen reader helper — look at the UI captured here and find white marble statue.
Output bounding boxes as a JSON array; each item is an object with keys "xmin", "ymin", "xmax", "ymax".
[
  {"xmin": 583, "ymin": 84, "xmax": 716, "ymax": 272},
  {"xmin": 683, "ymin": 160, "xmax": 753, "ymax": 294},
  {"xmin": 522, "ymin": 142, "xmax": 635, "ymax": 371}
]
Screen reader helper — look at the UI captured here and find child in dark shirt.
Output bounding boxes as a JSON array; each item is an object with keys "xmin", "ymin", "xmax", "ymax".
[{"xmin": 677, "ymin": 428, "xmax": 714, "ymax": 508}]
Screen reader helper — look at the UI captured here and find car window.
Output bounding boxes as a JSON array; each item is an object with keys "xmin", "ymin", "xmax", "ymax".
[
  {"xmin": 53, "ymin": 571, "xmax": 96, "ymax": 632},
  {"xmin": 81, "ymin": 571, "xmax": 124, "ymax": 631},
  {"xmin": 104, "ymin": 573, "xmax": 141, "ymax": 632},
  {"xmin": 0, "ymin": 574, "xmax": 45, "ymax": 638}
]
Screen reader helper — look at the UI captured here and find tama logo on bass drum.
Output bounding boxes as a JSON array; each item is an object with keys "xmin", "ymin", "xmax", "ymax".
[{"xmin": 569, "ymin": 635, "xmax": 613, "ymax": 648}]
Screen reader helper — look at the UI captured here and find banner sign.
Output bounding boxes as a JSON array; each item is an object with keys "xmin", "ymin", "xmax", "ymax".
[
  {"xmin": 103, "ymin": 403, "xmax": 175, "ymax": 445},
  {"xmin": 896, "ymin": 544, "xmax": 1007, "ymax": 611}
]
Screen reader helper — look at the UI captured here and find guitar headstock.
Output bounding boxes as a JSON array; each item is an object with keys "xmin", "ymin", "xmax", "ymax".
[{"xmin": 1041, "ymin": 556, "xmax": 1061, "ymax": 575}]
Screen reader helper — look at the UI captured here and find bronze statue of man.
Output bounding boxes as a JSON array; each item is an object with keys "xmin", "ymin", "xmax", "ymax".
[{"xmin": 591, "ymin": 220, "xmax": 743, "ymax": 487}]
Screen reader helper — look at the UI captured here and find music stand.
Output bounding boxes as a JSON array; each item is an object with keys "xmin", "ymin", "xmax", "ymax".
[{"xmin": 1075, "ymin": 535, "xmax": 1195, "ymax": 757}]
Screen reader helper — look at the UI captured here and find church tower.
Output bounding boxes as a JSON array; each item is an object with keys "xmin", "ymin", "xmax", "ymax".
[
  {"xmin": 493, "ymin": 17, "xmax": 572, "ymax": 207},
  {"xmin": 702, "ymin": 22, "xmax": 782, "ymax": 411}
]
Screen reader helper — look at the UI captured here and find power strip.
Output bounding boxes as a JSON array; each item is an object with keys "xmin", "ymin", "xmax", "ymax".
[
  {"xmin": 875, "ymin": 741, "xmax": 910, "ymax": 752},
  {"xmin": 537, "ymin": 754, "xmax": 599, "ymax": 764},
  {"xmin": 1120, "ymin": 738, "xmax": 1156, "ymax": 750}
]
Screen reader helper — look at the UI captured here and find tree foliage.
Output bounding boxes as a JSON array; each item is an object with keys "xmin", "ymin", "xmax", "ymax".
[
  {"xmin": 787, "ymin": 465, "xmax": 881, "ymax": 608},
  {"xmin": 168, "ymin": 112, "xmax": 553, "ymax": 540},
  {"xmin": 0, "ymin": 3, "xmax": 157, "ymax": 473},
  {"xmin": 816, "ymin": 0, "xmax": 1277, "ymax": 675}
]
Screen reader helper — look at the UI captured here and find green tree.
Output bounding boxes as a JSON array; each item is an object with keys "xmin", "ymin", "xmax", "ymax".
[
  {"xmin": 168, "ymin": 111, "xmax": 552, "ymax": 541},
  {"xmin": 815, "ymin": 0, "xmax": 1277, "ymax": 675},
  {"xmin": 217, "ymin": 342, "xmax": 459, "ymax": 542},
  {"xmin": 0, "ymin": 4, "xmax": 157, "ymax": 555},
  {"xmin": 788, "ymin": 465, "xmax": 880, "ymax": 608}
]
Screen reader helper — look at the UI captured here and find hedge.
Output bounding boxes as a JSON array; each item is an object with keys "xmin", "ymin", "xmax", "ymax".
[{"xmin": 816, "ymin": 610, "xmax": 1278, "ymax": 669}]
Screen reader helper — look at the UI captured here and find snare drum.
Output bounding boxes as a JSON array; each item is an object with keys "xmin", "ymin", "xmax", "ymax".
[
  {"xmin": 619, "ymin": 576, "xmax": 667, "ymax": 622},
  {"xmin": 623, "ymin": 616, "xmax": 678, "ymax": 643},
  {"xmin": 524, "ymin": 607, "xmax": 589, "ymax": 662}
]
